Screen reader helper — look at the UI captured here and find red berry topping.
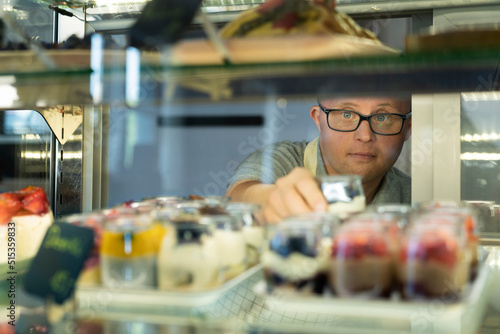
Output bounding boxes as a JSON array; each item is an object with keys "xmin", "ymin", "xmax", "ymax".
[
  {"xmin": 332, "ymin": 233, "xmax": 388, "ymax": 259},
  {"xmin": 400, "ymin": 233, "xmax": 458, "ymax": 268},
  {"xmin": 20, "ymin": 187, "xmax": 50, "ymax": 215},
  {"xmin": 0, "ymin": 199, "xmax": 13, "ymax": 225},
  {"xmin": 0, "ymin": 192, "xmax": 23, "ymax": 215}
]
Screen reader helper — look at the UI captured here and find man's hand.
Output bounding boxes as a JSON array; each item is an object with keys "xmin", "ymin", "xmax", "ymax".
[
  {"xmin": 226, "ymin": 167, "xmax": 328, "ymax": 223},
  {"xmin": 264, "ymin": 168, "xmax": 327, "ymax": 222}
]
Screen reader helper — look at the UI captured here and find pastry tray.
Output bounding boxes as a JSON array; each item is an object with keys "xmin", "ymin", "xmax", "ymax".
[
  {"xmin": 170, "ymin": 35, "xmax": 400, "ymax": 65},
  {"xmin": 250, "ymin": 258, "xmax": 495, "ymax": 334},
  {"xmin": 76, "ymin": 264, "xmax": 262, "ymax": 315}
]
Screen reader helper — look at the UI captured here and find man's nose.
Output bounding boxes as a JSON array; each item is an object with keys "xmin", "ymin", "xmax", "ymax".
[{"xmin": 354, "ymin": 119, "xmax": 375, "ymax": 142}]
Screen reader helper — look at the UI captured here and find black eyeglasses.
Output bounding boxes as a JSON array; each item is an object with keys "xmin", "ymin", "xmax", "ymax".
[{"xmin": 318, "ymin": 103, "xmax": 412, "ymax": 136}]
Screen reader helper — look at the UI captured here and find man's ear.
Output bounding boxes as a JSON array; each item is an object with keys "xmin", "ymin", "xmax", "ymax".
[
  {"xmin": 310, "ymin": 106, "xmax": 321, "ymax": 132},
  {"xmin": 404, "ymin": 118, "xmax": 412, "ymax": 141}
]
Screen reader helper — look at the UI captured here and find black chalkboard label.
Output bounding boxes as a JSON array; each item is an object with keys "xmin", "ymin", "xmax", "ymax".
[
  {"xmin": 23, "ymin": 222, "xmax": 94, "ymax": 304},
  {"xmin": 128, "ymin": 0, "xmax": 203, "ymax": 49}
]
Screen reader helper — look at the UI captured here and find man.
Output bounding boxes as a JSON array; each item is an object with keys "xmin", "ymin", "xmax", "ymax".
[{"xmin": 226, "ymin": 95, "xmax": 412, "ymax": 223}]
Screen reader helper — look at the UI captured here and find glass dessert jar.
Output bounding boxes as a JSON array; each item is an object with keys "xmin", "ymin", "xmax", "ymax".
[
  {"xmin": 225, "ymin": 202, "xmax": 265, "ymax": 268},
  {"xmin": 398, "ymin": 218, "xmax": 468, "ymax": 301},
  {"xmin": 200, "ymin": 214, "xmax": 247, "ymax": 280},
  {"xmin": 142, "ymin": 196, "xmax": 186, "ymax": 208},
  {"xmin": 319, "ymin": 174, "xmax": 366, "ymax": 220},
  {"xmin": 464, "ymin": 200, "xmax": 494, "ymax": 232},
  {"xmin": 369, "ymin": 203, "xmax": 414, "ymax": 230},
  {"xmin": 413, "ymin": 202, "xmax": 479, "ymax": 281},
  {"xmin": 60, "ymin": 213, "xmax": 104, "ymax": 286},
  {"xmin": 100, "ymin": 213, "xmax": 164, "ymax": 289},
  {"xmin": 329, "ymin": 220, "xmax": 392, "ymax": 298},
  {"xmin": 157, "ymin": 221, "xmax": 222, "ymax": 291},
  {"xmin": 348, "ymin": 212, "xmax": 404, "ymax": 284},
  {"xmin": 263, "ymin": 214, "xmax": 336, "ymax": 295}
]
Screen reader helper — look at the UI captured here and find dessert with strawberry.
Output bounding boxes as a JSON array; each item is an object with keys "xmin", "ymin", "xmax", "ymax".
[
  {"xmin": 0, "ymin": 186, "xmax": 53, "ymax": 262},
  {"xmin": 329, "ymin": 221, "xmax": 392, "ymax": 298},
  {"xmin": 415, "ymin": 202, "xmax": 479, "ymax": 282},
  {"xmin": 398, "ymin": 222, "xmax": 468, "ymax": 300}
]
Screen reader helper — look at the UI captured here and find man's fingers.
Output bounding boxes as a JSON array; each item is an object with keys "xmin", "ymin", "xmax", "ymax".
[
  {"xmin": 281, "ymin": 186, "xmax": 313, "ymax": 215},
  {"xmin": 263, "ymin": 205, "xmax": 283, "ymax": 224},
  {"xmin": 267, "ymin": 188, "xmax": 290, "ymax": 219},
  {"xmin": 295, "ymin": 178, "xmax": 328, "ymax": 212}
]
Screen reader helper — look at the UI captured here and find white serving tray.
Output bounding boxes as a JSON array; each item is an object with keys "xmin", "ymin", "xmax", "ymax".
[
  {"xmin": 76, "ymin": 264, "xmax": 262, "ymax": 313},
  {"xmin": 251, "ymin": 261, "xmax": 494, "ymax": 334}
]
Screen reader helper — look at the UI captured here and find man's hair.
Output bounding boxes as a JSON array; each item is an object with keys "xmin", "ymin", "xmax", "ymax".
[{"xmin": 317, "ymin": 94, "xmax": 412, "ymax": 114}]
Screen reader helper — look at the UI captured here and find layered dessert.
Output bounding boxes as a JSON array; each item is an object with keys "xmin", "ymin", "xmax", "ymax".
[
  {"xmin": 263, "ymin": 218, "xmax": 333, "ymax": 295},
  {"xmin": 347, "ymin": 212, "xmax": 403, "ymax": 284},
  {"xmin": 225, "ymin": 202, "xmax": 265, "ymax": 268},
  {"xmin": 100, "ymin": 214, "xmax": 165, "ymax": 289},
  {"xmin": 157, "ymin": 221, "xmax": 222, "ymax": 291},
  {"xmin": 320, "ymin": 175, "xmax": 366, "ymax": 220},
  {"xmin": 202, "ymin": 215, "xmax": 247, "ymax": 280},
  {"xmin": 415, "ymin": 202, "xmax": 478, "ymax": 281},
  {"xmin": 0, "ymin": 186, "xmax": 53, "ymax": 262},
  {"xmin": 398, "ymin": 223, "xmax": 468, "ymax": 300},
  {"xmin": 329, "ymin": 222, "xmax": 392, "ymax": 298}
]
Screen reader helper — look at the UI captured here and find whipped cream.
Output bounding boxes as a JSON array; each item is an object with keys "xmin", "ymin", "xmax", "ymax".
[
  {"xmin": 243, "ymin": 226, "xmax": 264, "ymax": 249},
  {"xmin": 0, "ymin": 226, "xmax": 7, "ymax": 263},
  {"xmin": 328, "ymin": 195, "xmax": 366, "ymax": 219},
  {"xmin": 263, "ymin": 251, "xmax": 321, "ymax": 281},
  {"xmin": 3, "ymin": 211, "xmax": 54, "ymax": 262},
  {"xmin": 213, "ymin": 229, "xmax": 246, "ymax": 267},
  {"xmin": 157, "ymin": 232, "xmax": 221, "ymax": 290}
]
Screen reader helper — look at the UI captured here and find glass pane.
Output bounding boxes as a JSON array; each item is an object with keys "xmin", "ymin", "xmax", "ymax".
[
  {"xmin": 461, "ymin": 92, "xmax": 500, "ymax": 235},
  {"xmin": 0, "ymin": 110, "xmax": 52, "ymax": 194}
]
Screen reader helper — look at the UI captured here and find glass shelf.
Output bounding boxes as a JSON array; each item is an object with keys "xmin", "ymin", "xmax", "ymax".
[{"xmin": 0, "ymin": 47, "xmax": 499, "ymax": 109}]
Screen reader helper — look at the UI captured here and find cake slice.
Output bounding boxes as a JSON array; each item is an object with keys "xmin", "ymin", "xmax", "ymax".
[{"xmin": 0, "ymin": 186, "xmax": 53, "ymax": 262}]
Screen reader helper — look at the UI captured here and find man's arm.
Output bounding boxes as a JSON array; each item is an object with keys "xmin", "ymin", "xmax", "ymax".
[{"xmin": 226, "ymin": 167, "xmax": 328, "ymax": 223}]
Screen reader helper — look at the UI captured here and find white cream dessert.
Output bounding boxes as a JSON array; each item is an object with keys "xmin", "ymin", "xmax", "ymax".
[
  {"xmin": 243, "ymin": 226, "xmax": 265, "ymax": 267},
  {"xmin": 213, "ymin": 229, "xmax": 247, "ymax": 280},
  {"xmin": 13, "ymin": 212, "xmax": 54, "ymax": 261},
  {"xmin": 320, "ymin": 175, "xmax": 366, "ymax": 220},
  {"xmin": 0, "ymin": 226, "xmax": 8, "ymax": 263},
  {"xmin": 157, "ymin": 222, "xmax": 222, "ymax": 291},
  {"xmin": 0, "ymin": 186, "xmax": 54, "ymax": 264},
  {"xmin": 224, "ymin": 202, "xmax": 265, "ymax": 268},
  {"xmin": 327, "ymin": 195, "xmax": 366, "ymax": 219}
]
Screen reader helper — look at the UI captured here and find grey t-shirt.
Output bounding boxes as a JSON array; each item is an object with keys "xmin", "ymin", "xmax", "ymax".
[{"xmin": 227, "ymin": 140, "xmax": 411, "ymax": 205}]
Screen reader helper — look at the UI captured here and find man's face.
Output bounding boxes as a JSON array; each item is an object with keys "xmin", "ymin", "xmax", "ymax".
[{"xmin": 310, "ymin": 97, "xmax": 412, "ymax": 184}]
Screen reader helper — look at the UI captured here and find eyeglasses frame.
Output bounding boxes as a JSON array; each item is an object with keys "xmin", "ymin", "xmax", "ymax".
[{"xmin": 318, "ymin": 103, "xmax": 412, "ymax": 136}]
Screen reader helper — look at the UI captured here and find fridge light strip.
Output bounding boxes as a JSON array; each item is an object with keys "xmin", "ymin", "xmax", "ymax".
[
  {"xmin": 461, "ymin": 133, "xmax": 500, "ymax": 142},
  {"xmin": 461, "ymin": 152, "xmax": 500, "ymax": 161}
]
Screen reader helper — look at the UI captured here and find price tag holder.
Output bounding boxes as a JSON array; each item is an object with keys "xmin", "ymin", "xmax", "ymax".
[{"xmin": 23, "ymin": 222, "xmax": 94, "ymax": 304}]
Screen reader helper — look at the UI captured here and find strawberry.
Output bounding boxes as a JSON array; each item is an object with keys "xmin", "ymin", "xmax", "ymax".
[
  {"xmin": 0, "ymin": 192, "xmax": 23, "ymax": 215},
  {"xmin": 21, "ymin": 187, "xmax": 49, "ymax": 215},
  {"xmin": 0, "ymin": 199, "xmax": 13, "ymax": 225}
]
